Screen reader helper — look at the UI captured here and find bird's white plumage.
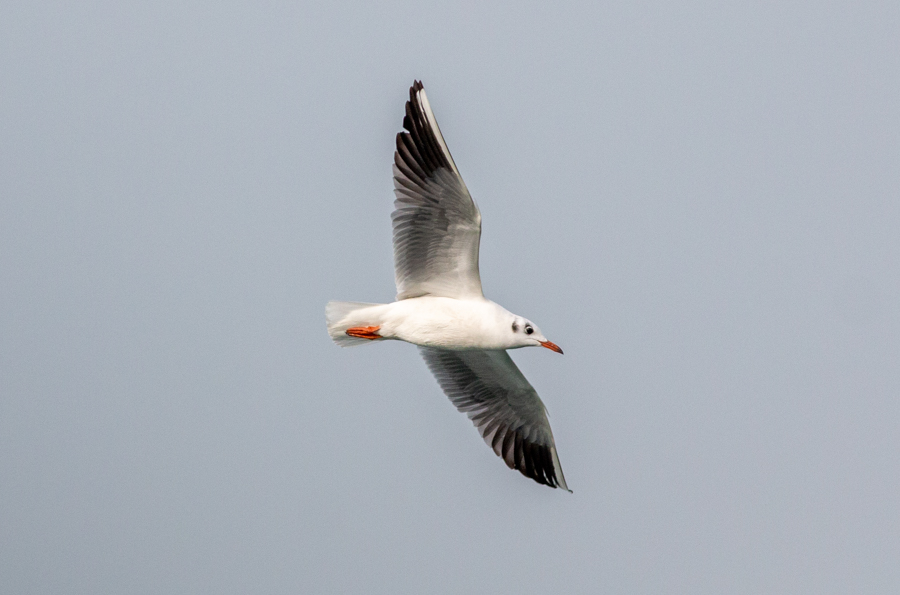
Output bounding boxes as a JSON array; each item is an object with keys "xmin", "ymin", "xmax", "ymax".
[{"xmin": 326, "ymin": 81, "xmax": 569, "ymax": 490}]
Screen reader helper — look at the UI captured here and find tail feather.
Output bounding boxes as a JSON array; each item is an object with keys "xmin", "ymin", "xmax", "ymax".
[{"xmin": 325, "ymin": 301, "xmax": 384, "ymax": 347}]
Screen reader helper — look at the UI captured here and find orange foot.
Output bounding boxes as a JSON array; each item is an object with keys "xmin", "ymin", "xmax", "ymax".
[{"xmin": 345, "ymin": 325, "xmax": 382, "ymax": 340}]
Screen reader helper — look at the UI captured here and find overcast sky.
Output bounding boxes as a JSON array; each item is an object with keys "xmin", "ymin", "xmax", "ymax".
[{"xmin": 2, "ymin": 1, "xmax": 899, "ymax": 593}]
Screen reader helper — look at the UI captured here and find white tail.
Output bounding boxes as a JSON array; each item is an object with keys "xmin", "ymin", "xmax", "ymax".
[{"xmin": 325, "ymin": 301, "xmax": 385, "ymax": 346}]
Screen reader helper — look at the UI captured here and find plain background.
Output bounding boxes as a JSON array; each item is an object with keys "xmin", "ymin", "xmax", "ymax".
[{"xmin": 2, "ymin": 1, "xmax": 899, "ymax": 593}]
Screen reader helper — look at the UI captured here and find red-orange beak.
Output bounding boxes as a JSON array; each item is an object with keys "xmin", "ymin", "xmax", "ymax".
[{"xmin": 540, "ymin": 340, "xmax": 564, "ymax": 354}]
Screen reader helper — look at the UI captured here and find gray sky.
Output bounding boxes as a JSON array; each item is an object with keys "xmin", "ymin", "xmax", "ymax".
[{"xmin": 2, "ymin": 1, "xmax": 899, "ymax": 593}]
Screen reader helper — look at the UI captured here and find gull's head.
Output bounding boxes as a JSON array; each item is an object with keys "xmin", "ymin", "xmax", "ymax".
[{"xmin": 509, "ymin": 316, "xmax": 563, "ymax": 354}]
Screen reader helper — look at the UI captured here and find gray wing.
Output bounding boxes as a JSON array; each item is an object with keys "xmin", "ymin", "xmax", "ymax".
[
  {"xmin": 392, "ymin": 81, "xmax": 483, "ymax": 300},
  {"xmin": 420, "ymin": 347, "xmax": 570, "ymax": 491}
]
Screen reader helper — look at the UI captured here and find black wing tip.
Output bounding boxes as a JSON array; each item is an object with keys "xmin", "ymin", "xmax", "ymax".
[
  {"xmin": 521, "ymin": 469, "xmax": 568, "ymax": 491},
  {"xmin": 514, "ymin": 440, "xmax": 569, "ymax": 491},
  {"xmin": 404, "ymin": 81, "xmax": 425, "ymax": 132},
  {"xmin": 408, "ymin": 80, "xmax": 424, "ymax": 105},
  {"xmin": 395, "ymin": 79, "xmax": 452, "ymax": 176}
]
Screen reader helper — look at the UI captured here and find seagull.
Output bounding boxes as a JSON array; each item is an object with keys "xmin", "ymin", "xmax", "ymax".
[{"xmin": 326, "ymin": 81, "xmax": 570, "ymax": 491}]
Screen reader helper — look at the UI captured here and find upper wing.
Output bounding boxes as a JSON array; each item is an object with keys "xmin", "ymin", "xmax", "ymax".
[
  {"xmin": 392, "ymin": 81, "xmax": 483, "ymax": 300},
  {"xmin": 420, "ymin": 347, "xmax": 570, "ymax": 491}
]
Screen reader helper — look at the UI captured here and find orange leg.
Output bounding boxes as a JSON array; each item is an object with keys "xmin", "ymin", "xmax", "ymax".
[{"xmin": 345, "ymin": 325, "xmax": 382, "ymax": 340}]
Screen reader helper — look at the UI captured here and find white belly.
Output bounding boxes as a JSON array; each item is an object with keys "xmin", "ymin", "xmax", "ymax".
[{"xmin": 378, "ymin": 296, "xmax": 511, "ymax": 350}]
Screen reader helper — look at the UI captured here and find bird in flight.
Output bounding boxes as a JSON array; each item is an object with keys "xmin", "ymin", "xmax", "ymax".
[{"xmin": 326, "ymin": 81, "xmax": 569, "ymax": 491}]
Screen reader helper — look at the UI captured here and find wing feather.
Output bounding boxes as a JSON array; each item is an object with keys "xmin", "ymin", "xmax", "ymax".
[
  {"xmin": 392, "ymin": 81, "xmax": 483, "ymax": 300},
  {"xmin": 419, "ymin": 347, "xmax": 570, "ymax": 491}
]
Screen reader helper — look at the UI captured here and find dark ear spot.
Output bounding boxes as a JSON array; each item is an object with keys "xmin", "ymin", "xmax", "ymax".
[{"xmin": 512, "ymin": 321, "xmax": 519, "ymax": 332}]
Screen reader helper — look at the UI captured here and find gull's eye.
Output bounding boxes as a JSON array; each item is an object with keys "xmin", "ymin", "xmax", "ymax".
[
  {"xmin": 525, "ymin": 325, "xmax": 534, "ymax": 335},
  {"xmin": 512, "ymin": 322, "xmax": 519, "ymax": 332}
]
